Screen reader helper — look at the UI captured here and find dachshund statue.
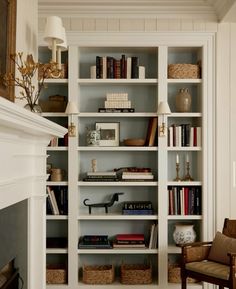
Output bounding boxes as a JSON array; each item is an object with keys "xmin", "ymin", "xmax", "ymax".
[{"xmin": 83, "ymin": 192, "xmax": 124, "ymax": 214}]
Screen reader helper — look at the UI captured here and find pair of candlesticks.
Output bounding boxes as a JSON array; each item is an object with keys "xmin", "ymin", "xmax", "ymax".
[{"xmin": 174, "ymin": 154, "xmax": 194, "ymax": 182}]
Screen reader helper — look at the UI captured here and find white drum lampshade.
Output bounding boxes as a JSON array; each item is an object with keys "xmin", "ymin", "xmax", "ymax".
[
  {"xmin": 44, "ymin": 16, "xmax": 64, "ymax": 62},
  {"xmin": 49, "ymin": 26, "xmax": 67, "ymax": 69}
]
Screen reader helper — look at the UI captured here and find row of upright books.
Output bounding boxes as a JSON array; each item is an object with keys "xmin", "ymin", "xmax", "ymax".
[
  {"xmin": 168, "ymin": 186, "xmax": 201, "ymax": 215},
  {"xmin": 93, "ymin": 55, "xmax": 145, "ymax": 79},
  {"xmin": 168, "ymin": 124, "xmax": 201, "ymax": 147},
  {"xmin": 46, "ymin": 186, "xmax": 68, "ymax": 215}
]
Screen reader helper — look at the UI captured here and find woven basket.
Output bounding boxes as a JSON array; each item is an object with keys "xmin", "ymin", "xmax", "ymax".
[
  {"xmin": 82, "ymin": 265, "xmax": 115, "ymax": 284},
  {"xmin": 46, "ymin": 265, "xmax": 67, "ymax": 284},
  {"xmin": 168, "ymin": 64, "xmax": 200, "ymax": 79},
  {"xmin": 38, "ymin": 63, "xmax": 68, "ymax": 79},
  {"xmin": 168, "ymin": 264, "xmax": 196, "ymax": 283},
  {"xmin": 121, "ymin": 264, "xmax": 152, "ymax": 284}
]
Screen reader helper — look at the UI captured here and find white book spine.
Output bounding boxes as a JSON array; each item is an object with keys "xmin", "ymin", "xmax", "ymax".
[
  {"xmin": 168, "ymin": 126, "xmax": 173, "ymax": 147},
  {"xmin": 102, "ymin": 57, "xmax": 107, "ymax": 79},
  {"xmin": 126, "ymin": 57, "xmax": 132, "ymax": 79},
  {"xmin": 197, "ymin": 127, "xmax": 202, "ymax": 146}
]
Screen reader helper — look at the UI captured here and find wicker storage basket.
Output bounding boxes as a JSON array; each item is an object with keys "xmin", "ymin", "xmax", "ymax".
[
  {"xmin": 39, "ymin": 95, "xmax": 67, "ymax": 112},
  {"xmin": 168, "ymin": 64, "xmax": 200, "ymax": 79},
  {"xmin": 46, "ymin": 264, "xmax": 67, "ymax": 284},
  {"xmin": 38, "ymin": 63, "xmax": 68, "ymax": 79},
  {"xmin": 168, "ymin": 264, "xmax": 196, "ymax": 283},
  {"xmin": 121, "ymin": 264, "xmax": 152, "ymax": 284},
  {"xmin": 82, "ymin": 265, "xmax": 115, "ymax": 284}
]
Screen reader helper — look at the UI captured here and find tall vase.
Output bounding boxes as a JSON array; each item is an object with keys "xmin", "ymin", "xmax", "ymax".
[
  {"xmin": 173, "ymin": 223, "xmax": 196, "ymax": 245},
  {"xmin": 175, "ymin": 88, "xmax": 192, "ymax": 112}
]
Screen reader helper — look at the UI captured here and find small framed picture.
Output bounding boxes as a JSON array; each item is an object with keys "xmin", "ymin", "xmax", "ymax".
[{"xmin": 95, "ymin": 122, "xmax": 120, "ymax": 146}]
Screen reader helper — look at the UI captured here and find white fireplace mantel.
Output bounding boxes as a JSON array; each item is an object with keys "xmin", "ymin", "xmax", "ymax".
[{"xmin": 0, "ymin": 97, "xmax": 67, "ymax": 289}]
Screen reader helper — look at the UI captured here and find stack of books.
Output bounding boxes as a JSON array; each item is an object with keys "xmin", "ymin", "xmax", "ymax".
[
  {"xmin": 78, "ymin": 235, "xmax": 112, "ymax": 249},
  {"xmin": 98, "ymin": 93, "xmax": 135, "ymax": 113},
  {"xmin": 83, "ymin": 171, "xmax": 119, "ymax": 182},
  {"xmin": 121, "ymin": 171, "xmax": 154, "ymax": 181},
  {"xmin": 122, "ymin": 201, "xmax": 153, "ymax": 215},
  {"xmin": 113, "ymin": 234, "xmax": 146, "ymax": 248}
]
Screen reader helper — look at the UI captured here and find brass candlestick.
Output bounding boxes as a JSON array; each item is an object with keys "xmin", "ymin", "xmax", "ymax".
[
  {"xmin": 183, "ymin": 161, "xmax": 194, "ymax": 181},
  {"xmin": 173, "ymin": 163, "xmax": 181, "ymax": 181}
]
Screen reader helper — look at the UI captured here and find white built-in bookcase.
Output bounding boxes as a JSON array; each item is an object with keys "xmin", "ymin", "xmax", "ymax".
[{"xmin": 39, "ymin": 33, "xmax": 215, "ymax": 289}]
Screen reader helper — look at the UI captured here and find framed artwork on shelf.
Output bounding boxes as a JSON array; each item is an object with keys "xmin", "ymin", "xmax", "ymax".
[
  {"xmin": 0, "ymin": 0, "xmax": 16, "ymax": 101},
  {"xmin": 95, "ymin": 122, "xmax": 120, "ymax": 146}
]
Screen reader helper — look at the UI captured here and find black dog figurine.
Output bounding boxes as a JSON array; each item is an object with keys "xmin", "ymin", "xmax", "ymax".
[{"xmin": 83, "ymin": 192, "xmax": 124, "ymax": 214}]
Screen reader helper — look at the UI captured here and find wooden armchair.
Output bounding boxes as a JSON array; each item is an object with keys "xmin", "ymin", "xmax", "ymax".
[{"xmin": 181, "ymin": 219, "xmax": 236, "ymax": 289}]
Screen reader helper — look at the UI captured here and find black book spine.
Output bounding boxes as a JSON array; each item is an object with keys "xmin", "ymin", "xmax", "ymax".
[
  {"xmin": 131, "ymin": 56, "xmax": 139, "ymax": 78},
  {"xmin": 96, "ymin": 56, "xmax": 101, "ymax": 79}
]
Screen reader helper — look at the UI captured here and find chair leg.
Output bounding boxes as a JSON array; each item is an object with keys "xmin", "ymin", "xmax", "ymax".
[{"xmin": 181, "ymin": 274, "xmax": 187, "ymax": 289}]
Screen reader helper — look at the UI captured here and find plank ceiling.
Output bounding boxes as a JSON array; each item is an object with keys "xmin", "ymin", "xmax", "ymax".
[{"xmin": 38, "ymin": 0, "xmax": 236, "ymax": 21}]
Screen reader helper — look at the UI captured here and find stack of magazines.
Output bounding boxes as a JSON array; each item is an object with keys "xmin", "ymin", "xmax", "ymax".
[{"xmin": 78, "ymin": 235, "xmax": 112, "ymax": 249}]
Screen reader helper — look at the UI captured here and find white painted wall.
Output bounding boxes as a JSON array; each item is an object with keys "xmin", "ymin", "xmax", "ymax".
[
  {"xmin": 216, "ymin": 22, "xmax": 236, "ymax": 230},
  {"xmin": 15, "ymin": 0, "xmax": 38, "ymax": 108}
]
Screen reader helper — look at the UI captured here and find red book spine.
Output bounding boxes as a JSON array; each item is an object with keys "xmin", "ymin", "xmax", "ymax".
[
  {"xmin": 193, "ymin": 127, "xmax": 197, "ymax": 146},
  {"xmin": 116, "ymin": 234, "xmax": 144, "ymax": 241},
  {"xmin": 184, "ymin": 187, "xmax": 189, "ymax": 215}
]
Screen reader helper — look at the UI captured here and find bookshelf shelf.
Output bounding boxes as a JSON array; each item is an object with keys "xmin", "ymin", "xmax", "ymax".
[
  {"xmin": 78, "ymin": 248, "xmax": 158, "ymax": 254},
  {"xmin": 47, "ymin": 147, "xmax": 68, "ymax": 151},
  {"xmin": 78, "ymin": 146, "xmax": 158, "ymax": 151},
  {"xmin": 167, "ymin": 181, "xmax": 202, "ymax": 186},
  {"xmin": 78, "ymin": 214, "xmax": 158, "ymax": 220},
  {"xmin": 46, "ymin": 215, "xmax": 68, "ymax": 220},
  {"xmin": 79, "ymin": 112, "xmax": 157, "ymax": 117},
  {"xmin": 78, "ymin": 78, "xmax": 158, "ymax": 85},
  {"xmin": 78, "ymin": 181, "xmax": 158, "ymax": 186},
  {"xmin": 39, "ymin": 35, "xmax": 214, "ymax": 289},
  {"xmin": 46, "ymin": 248, "xmax": 68, "ymax": 254}
]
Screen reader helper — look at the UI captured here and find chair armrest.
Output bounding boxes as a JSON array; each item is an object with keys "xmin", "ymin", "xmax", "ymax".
[{"xmin": 182, "ymin": 241, "xmax": 213, "ymax": 263}]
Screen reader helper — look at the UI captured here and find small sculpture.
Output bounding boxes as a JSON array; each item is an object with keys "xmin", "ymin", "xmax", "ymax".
[
  {"xmin": 91, "ymin": 159, "xmax": 97, "ymax": 172},
  {"xmin": 83, "ymin": 192, "xmax": 124, "ymax": 214}
]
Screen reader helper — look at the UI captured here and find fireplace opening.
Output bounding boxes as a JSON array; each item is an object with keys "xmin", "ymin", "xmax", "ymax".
[
  {"xmin": 0, "ymin": 259, "xmax": 22, "ymax": 289},
  {"xmin": 0, "ymin": 200, "xmax": 27, "ymax": 288}
]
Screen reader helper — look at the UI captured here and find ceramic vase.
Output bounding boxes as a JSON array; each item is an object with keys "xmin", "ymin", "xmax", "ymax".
[
  {"xmin": 87, "ymin": 129, "xmax": 100, "ymax": 146},
  {"xmin": 173, "ymin": 223, "xmax": 196, "ymax": 245},
  {"xmin": 175, "ymin": 88, "xmax": 192, "ymax": 112}
]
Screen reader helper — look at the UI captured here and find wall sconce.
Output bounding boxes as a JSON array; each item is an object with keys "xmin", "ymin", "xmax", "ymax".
[
  {"xmin": 157, "ymin": 101, "xmax": 171, "ymax": 137},
  {"xmin": 48, "ymin": 26, "xmax": 67, "ymax": 70},
  {"xmin": 65, "ymin": 101, "xmax": 79, "ymax": 137},
  {"xmin": 43, "ymin": 16, "xmax": 64, "ymax": 62}
]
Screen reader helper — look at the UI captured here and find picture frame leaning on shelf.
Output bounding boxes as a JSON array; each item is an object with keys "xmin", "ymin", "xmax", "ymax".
[{"xmin": 95, "ymin": 122, "xmax": 120, "ymax": 146}]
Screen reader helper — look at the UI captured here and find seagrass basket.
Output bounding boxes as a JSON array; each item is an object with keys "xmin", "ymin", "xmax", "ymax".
[
  {"xmin": 82, "ymin": 265, "xmax": 115, "ymax": 284},
  {"xmin": 46, "ymin": 264, "xmax": 67, "ymax": 284},
  {"xmin": 168, "ymin": 264, "xmax": 196, "ymax": 283},
  {"xmin": 120, "ymin": 264, "xmax": 152, "ymax": 284},
  {"xmin": 168, "ymin": 64, "xmax": 200, "ymax": 79}
]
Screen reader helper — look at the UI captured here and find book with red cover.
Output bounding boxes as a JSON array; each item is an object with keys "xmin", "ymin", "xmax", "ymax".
[{"xmin": 116, "ymin": 234, "xmax": 144, "ymax": 241}]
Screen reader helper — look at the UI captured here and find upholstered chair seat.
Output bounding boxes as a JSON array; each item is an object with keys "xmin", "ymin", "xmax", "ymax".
[{"xmin": 181, "ymin": 218, "xmax": 236, "ymax": 289}]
